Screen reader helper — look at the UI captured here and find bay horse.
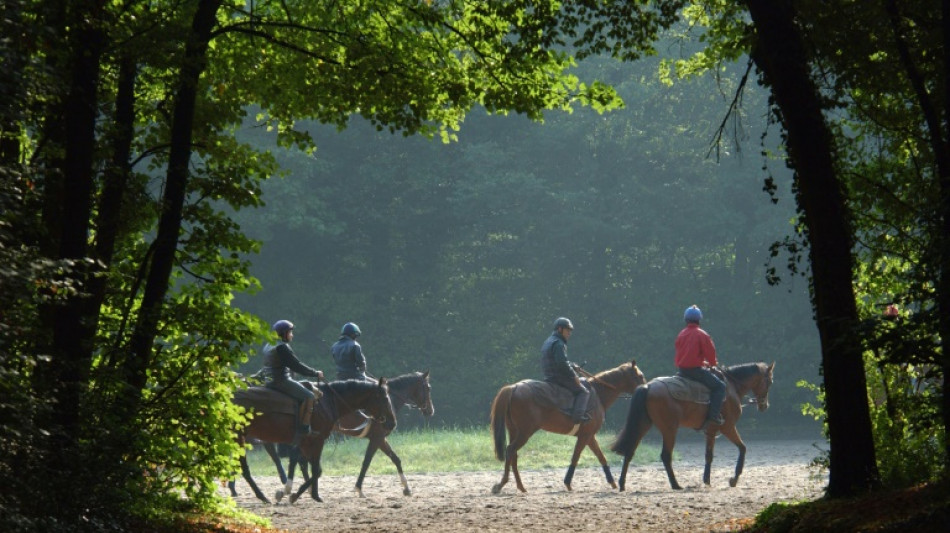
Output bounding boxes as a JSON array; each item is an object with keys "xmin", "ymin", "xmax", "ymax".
[
  {"xmin": 610, "ymin": 361, "xmax": 775, "ymax": 490},
  {"xmin": 490, "ymin": 359, "xmax": 647, "ymax": 494},
  {"xmin": 236, "ymin": 378, "xmax": 396, "ymax": 503},
  {"xmin": 272, "ymin": 371, "xmax": 434, "ymax": 500}
]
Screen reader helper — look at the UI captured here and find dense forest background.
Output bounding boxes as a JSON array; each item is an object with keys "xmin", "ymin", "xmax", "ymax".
[
  {"xmin": 8, "ymin": 0, "xmax": 948, "ymax": 529},
  {"xmin": 231, "ymin": 55, "xmax": 821, "ymax": 433}
]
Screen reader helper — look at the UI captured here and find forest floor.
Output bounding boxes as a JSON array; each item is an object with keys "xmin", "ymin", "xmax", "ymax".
[{"xmin": 218, "ymin": 437, "xmax": 828, "ymax": 532}]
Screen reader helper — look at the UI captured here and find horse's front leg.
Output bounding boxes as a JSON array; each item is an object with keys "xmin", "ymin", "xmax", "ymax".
[
  {"xmin": 564, "ymin": 435, "xmax": 590, "ymax": 491},
  {"xmin": 356, "ymin": 439, "xmax": 381, "ymax": 498},
  {"xmin": 720, "ymin": 425, "xmax": 747, "ymax": 487},
  {"xmin": 377, "ymin": 437, "xmax": 411, "ymax": 496},
  {"xmin": 309, "ymin": 456, "xmax": 323, "ymax": 502},
  {"xmin": 239, "ymin": 454, "xmax": 271, "ymax": 503},
  {"xmin": 586, "ymin": 436, "xmax": 616, "ymax": 489}
]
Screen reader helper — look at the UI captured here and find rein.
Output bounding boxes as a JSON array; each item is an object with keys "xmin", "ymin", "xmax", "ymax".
[
  {"xmin": 575, "ymin": 366, "xmax": 618, "ymax": 390},
  {"xmin": 323, "ymin": 381, "xmax": 386, "ymax": 423}
]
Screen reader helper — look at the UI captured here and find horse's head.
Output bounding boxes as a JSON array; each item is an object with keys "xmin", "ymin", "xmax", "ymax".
[
  {"xmin": 748, "ymin": 361, "xmax": 775, "ymax": 412},
  {"xmin": 411, "ymin": 370, "xmax": 434, "ymax": 418},
  {"xmin": 368, "ymin": 378, "xmax": 397, "ymax": 431},
  {"xmin": 595, "ymin": 359, "xmax": 648, "ymax": 393}
]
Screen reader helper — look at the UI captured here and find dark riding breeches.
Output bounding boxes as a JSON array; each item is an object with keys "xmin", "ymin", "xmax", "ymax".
[
  {"xmin": 547, "ymin": 377, "xmax": 591, "ymax": 422},
  {"xmin": 266, "ymin": 378, "xmax": 316, "ymax": 402}
]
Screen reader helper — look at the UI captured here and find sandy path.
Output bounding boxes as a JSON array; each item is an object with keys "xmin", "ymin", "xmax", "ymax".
[{"xmin": 228, "ymin": 438, "xmax": 827, "ymax": 532}]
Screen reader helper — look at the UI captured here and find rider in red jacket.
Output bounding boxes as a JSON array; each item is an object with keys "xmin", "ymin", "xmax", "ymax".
[{"xmin": 675, "ymin": 306, "xmax": 725, "ymax": 431}]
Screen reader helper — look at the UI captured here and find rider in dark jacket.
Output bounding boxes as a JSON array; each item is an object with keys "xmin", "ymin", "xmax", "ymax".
[
  {"xmin": 331, "ymin": 322, "xmax": 370, "ymax": 381},
  {"xmin": 263, "ymin": 320, "xmax": 324, "ymax": 440},
  {"xmin": 541, "ymin": 317, "xmax": 590, "ymax": 424}
]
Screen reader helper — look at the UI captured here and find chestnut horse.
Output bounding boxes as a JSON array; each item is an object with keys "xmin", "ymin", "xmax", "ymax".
[
  {"xmin": 490, "ymin": 359, "xmax": 647, "ymax": 493},
  {"xmin": 272, "ymin": 371, "xmax": 434, "ymax": 500},
  {"xmin": 236, "ymin": 378, "xmax": 395, "ymax": 503},
  {"xmin": 610, "ymin": 361, "xmax": 775, "ymax": 490}
]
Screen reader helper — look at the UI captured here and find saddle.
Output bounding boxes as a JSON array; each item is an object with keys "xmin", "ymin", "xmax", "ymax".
[
  {"xmin": 513, "ymin": 379, "xmax": 598, "ymax": 416},
  {"xmin": 232, "ymin": 381, "xmax": 321, "ymax": 416},
  {"xmin": 651, "ymin": 376, "xmax": 711, "ymax": 404}
]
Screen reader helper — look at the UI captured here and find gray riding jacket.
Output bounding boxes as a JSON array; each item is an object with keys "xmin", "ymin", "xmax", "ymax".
[{"xmin": 262, "ymin": 341, "xmax": 322, "ymax": 382}]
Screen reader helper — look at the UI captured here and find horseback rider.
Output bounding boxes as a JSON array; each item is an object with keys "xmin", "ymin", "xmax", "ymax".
[
  {"xmin": 262, "ymin": 320, "xmax": 324, "ymax": 441},
  {"xmin": 675, "ymin": 305, "xmax": 726, "ymax": 431},
  {"xmin": 541, "ymin": 317, "xmax": 590, "ymax": 424},
  {"xmin": 332, "ymin": 322, "xmax": 373, "ymax": 382}
]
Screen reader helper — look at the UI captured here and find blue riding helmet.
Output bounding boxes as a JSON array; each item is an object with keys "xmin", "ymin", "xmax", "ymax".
[
  {"xmin": 684, "ymin": 306, "xmax": 703, "ymax": 323},
  {"xmin": 341, "ymin": 322, "xmax": 362, "ymax": 337},
  {"xmin": 553, "ymin": 317, "xmax": 574, "ymax": 331},
  {"xmin": 272, "ymin": 319, "xmax": 294, "ymax": 336}
]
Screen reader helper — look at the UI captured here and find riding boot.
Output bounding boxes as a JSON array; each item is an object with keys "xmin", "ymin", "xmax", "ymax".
[
  {"xmin": 294, "ymin": 399, "xmax": 314, "ymax": 444},
  {"xmin": 569, "ymin": 390, "xmax": 591, "ymax": 424},
  {"xmin": 701, "ymin": 402, "xmax": 725, "ymax": 432}
]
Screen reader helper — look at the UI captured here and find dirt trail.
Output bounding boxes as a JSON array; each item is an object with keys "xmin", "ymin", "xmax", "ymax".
[{"xmin": 228, "ymin": 438, "xmax": 827, "ymax": 532}]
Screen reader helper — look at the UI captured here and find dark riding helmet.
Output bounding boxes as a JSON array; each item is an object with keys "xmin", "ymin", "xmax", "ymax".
[
  {"xmin": 553, "ymin": 317, "xmax": 574, "ymax": 331},
  {"xmin": 272, "ymin": 319, "xmax": 294, "ymax": 336},
  {"xmin": 341, "ymin": 322, "xmax": 361, "ymax": 338},
  {"xmin": 684, "ymin": 305, "xmax": 703, "ymax": 323}
]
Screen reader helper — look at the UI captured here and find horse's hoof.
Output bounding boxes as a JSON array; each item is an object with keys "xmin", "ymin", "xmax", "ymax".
[
  {"xmin": 729, "ymin": 478, "xmax": 738, "ymax": 487},
  {"xmin": 357, "ymin": 489, "xmax": 365, "ymax": 498},
  {"xmin": 275, "ymin": 490, "xmax": 284, "ymax": 503},
  {"xmin": 403, "ymin": 488, "xmax": 412, "ymax": 496},
  {"xmin": 289, "ymin": 494, "xmax": 299, "ymax": 504},
  {"xmin": 564, "ymin": 483, "xmax": 572, "ymax": 492},
  {"xmin": 491, "ymin": 484, "xmax": 502, "ymax": 495},
  {"xmin": 609, "ymin": 481, "xmax": 618, "ymax": 489},
  {"xmin": 672, "ymin": 485, "xmax": 683, "ymax": 490}
]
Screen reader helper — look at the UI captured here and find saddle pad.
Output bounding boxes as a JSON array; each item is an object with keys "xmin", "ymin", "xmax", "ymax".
[
  {"xmin": 513, "ymin": 379, "xmax": 598, "ymax": 413},
  {"xmin": 652, "ymin": 376, "xmax": 710, "ymax": 404},
  {"xmin": 232, "ymin": 386, "xmax": 296, "ymax": 416}
]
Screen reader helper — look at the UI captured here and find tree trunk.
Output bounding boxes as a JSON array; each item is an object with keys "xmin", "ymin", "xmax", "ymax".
[
  {"xmin": 124, "ymin": 0, "xmax": 222, "ymax": 407},
  {"xmin": 745, "ymin": 0, "xmax": 881, "ymax": 497}
]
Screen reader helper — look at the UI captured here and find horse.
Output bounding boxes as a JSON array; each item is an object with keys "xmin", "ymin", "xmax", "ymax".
[
  {"xmin": 489, "ymin": 359, "xmax": 647, "ymax": 494},
  {"xmin": 235, "ymin": 378, "xmax": 396, "ymax": 503},
  {"xmin": 610, "ymin": 361, "xmax": 775, "ymax": 491},
  {"xmin": 271, "ymin": 371, "xmax": 434, "ymax": 500}
]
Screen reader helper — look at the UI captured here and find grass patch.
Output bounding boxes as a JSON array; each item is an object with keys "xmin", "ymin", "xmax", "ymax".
[{"xmin": 244, "ymin": 426, "xmax": 661, "ymax": 477}]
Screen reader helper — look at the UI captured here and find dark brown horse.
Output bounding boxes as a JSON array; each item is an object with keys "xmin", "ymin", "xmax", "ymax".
[
  {"xmin": 490, "ymin": 360, "xmax": 647, "ymax": 494},
  {"xmin": 236, "ymin": 378, "xmax": 396, "ymax": 503},
  {"xmin": 272, "ymin": 371, "xmax": 434, "ymax": 500},
  {"xmin": 610, "ymin": 361, "xmax": 775, "ymax": 490}
]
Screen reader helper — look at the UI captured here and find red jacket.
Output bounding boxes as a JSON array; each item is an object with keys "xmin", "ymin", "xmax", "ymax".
[{"xmin": 674, "ymin": 323, "xmax": 717, "ymax": 369}]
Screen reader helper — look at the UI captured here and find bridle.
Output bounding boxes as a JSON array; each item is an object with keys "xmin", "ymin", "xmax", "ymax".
[{"xmin": 390, "ymin": 376, "xmax": 432, "ymax": 414}]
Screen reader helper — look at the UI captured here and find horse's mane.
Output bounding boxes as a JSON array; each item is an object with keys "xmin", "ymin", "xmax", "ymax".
[
  {"xmin": 318, "ymin": 379, "xmax": 383, "ymax": 396},
  {"xmin": 594, "ymin": 360, "xmax": 633, "ymax": 379},
  {"xmin": 724, "ymin": 363, "xmax": 764, "ymax": 381},
  {"xmin": 386, "ymin": 372, "xmax": 423, "ymax": 391}
]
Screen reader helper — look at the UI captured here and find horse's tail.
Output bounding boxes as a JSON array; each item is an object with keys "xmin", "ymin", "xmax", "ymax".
[
  {"xmin": 490, "ymin": 385, "xmax": 514, "ymax": 462},
  {"xmin": 610, "ymin": 384, "xmax": 650, "ymax": 456}
]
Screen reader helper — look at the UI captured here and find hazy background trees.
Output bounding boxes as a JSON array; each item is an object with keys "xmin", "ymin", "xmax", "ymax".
[{"xmin": 231, "ymin": 54, "xmax": 821, "ymax": 432}]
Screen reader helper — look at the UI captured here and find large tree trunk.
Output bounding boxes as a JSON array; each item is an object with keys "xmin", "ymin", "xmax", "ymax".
[
  {"xmin": 123, "ymin": 0, "xmax": 222, "ymax": 412},
  {"xmin": 745, "ymin": 0, "xmax": 881, "ymax": 497}
]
